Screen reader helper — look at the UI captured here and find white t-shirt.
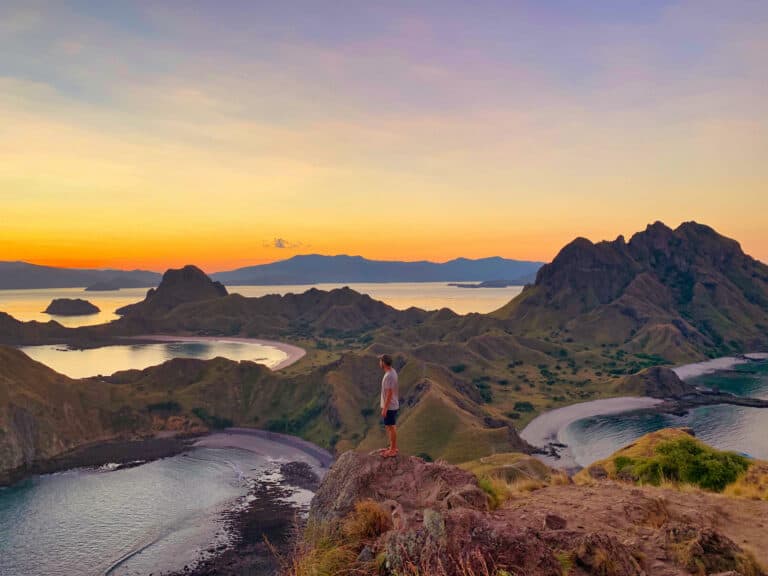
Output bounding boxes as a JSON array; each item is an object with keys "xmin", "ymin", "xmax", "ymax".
[{"xmin": 380, "ymin": 368, "xmax": 399, "ymax": 410}]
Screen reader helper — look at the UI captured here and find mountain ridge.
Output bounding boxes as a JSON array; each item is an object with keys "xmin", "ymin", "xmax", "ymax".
[{"xmin": 0, "ymin": 255, "xmax": 543, "ymax": 290}]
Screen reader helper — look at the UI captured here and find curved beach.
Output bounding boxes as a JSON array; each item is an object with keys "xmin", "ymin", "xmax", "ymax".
[
  {"xmin": 124, "ymin": 334, "xmax": 306, "ymax": 370},
  {"xmin": 522, "ymin": 353, "xmax": 768, "ymax": 469},
  {"xmin": 520, "ymin": 396, "xmax": 663, "ymax": 449}
]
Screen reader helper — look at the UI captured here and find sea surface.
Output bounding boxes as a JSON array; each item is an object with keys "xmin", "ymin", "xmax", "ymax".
[
  {"xmin": 0, "ymin": 282, "xmax": 523, "ymax": 326},
  {"xmin": 562, "ymin": 362, "xmax": 768, "ymax": 467},
  {"xmin": 18, "ymin": 340, "xmax": 289, "ymax": 378},
  {"xmin": 0, "ymin": 444, "xmax": 314, "ymax": 576}
]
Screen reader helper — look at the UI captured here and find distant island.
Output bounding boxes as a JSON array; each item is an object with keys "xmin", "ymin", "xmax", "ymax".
[
  {"xmin": 44, "ymin": 298, "xmax": 100, "ymax": 316},
  {"xmin": 211, "ymin": 254, "xmax": 543, "ymax": 286},
  {"xmin": 85, "ymin": 280, "xmax": 122, "ymax": 291},
  {"xmin": 1, "ymin": 255, "xmax": 543, "ymax": 289},
  {"xmin": 448, "ymin": 278, "xmax": 533, "ymax": 288},
  {"xmin": 0, "ymin": 262, "xmax": 161, "ymax": 290}
]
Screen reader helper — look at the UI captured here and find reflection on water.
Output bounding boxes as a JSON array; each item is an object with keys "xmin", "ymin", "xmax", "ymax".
[
  {"xmin": 0, "ymin": 282, "xmax": 523, "ymax": 326},
  {"xmin": 0, "ymin": 287, "xmax": 150, "ymax": 327},
  {"xmin": 0, "ymin": 447, "xmax": 296, "ymax": 576},
  {"xmin": 564, "ymin": 364, "xmax": 768, "ymax": 467},
  {"xmin": 19, "ymin": 340, "xmax": 287, "ymax": 378}
]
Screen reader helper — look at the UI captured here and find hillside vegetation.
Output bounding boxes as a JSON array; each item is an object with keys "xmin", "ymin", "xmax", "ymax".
[{"xmin": 576, "ymin": 428, "xmax": 768, "ymax": 499}]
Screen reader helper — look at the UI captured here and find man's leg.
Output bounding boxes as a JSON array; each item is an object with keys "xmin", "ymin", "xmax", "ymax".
[
  {"xmin": 384, "ymin": 425, "xmax": 398, "ymax": 456},
  {"xmin": 389, "ymin": 425, "xmax": 398, "ymax": 453}
]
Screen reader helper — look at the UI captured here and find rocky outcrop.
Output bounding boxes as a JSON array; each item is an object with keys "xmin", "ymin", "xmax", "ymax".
[
  {"xmin": 619, "ymin": 366, "xmax": 695, "ymax": 398},
  {"xmin": 310, "ymin": 451, "xmax": 490, "ymax": 525},
  {"xmin": 44, "ymin": 298, "xmax": 100, "ymax": 316},
  {"xmin": 116, "ymin": 265, "xmax": 227, "ymax": 317},
  {"xmin": 303, "ymin": 450, "xmax": 768, "ymax": 575},
  {"xmin": 309, "ymin": 451, "xmax": 564, "ymax": 575}
]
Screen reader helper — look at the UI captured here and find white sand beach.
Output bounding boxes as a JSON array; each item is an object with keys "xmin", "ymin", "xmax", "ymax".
[
  {"xmin": 124, "ymin": 335, "xmax": 306, "ymax": 371},
  {"xmin": 194, "ymin": 427, "xmax": 334, "ymax": 470},
  {"xmin": 520, "ymin": 396, "xmax": 662, "ymax": 448},
  {"xmin": 672, "ymin": 356, "xmax": 748, "ymax": 380},
  {"xmin": 672, "ymin": 352, "xmax": 768, "ymax": 380}
]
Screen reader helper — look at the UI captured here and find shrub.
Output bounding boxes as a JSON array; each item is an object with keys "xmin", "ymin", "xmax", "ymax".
[
  {"xmin": 146, "ymin": 400, "xmax": 181, "ymax": 413},
  {"xmin": 514, "ymin": 401, "xmax": 535, "ymax": 413},
  {"xmin": 613, "ymin": 456, "xmax": 635, "ymax": 472},
  {"xmin": 191, "ymin": 407, "xmax": 233, "ymax": 429},
  {"xmin": 626, "ymin": 438, "xmax": 750, "ymax": 492},
  {"xmin": 450, "ymin": 363, "xmax": 467, "ymax": 373}
]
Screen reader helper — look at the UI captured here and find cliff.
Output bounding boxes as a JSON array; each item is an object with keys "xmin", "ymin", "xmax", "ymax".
[{"xmin": 296, "ymin": 448, "xmax": 768, "ymax": 575}]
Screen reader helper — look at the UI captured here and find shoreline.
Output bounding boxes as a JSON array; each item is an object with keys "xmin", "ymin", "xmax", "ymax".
[
  {"xmin": 121, "ymin": 334, "xmax": 306, "ymax": 371},
  {"xmin": 520, "ymin": 397, "xmax": 663, "ymax": 470},
  {"xmin": 672, "ymin": 352, "xmax": 768, "ymax": 380},
  {"xmin": 1, "ymin": 426, "xmax": 333, "ymax": 488},
  {"xmin": 194, "ymin": 427, "xmax": 334, "ymax": 469},
  {"xmin": 522, "ymin": 352, "xmax": 768, "ymax": 470}
]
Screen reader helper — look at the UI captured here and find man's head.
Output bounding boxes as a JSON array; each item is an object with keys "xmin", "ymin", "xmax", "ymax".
[{"xmin": 379, "ymin": 354, "xmax": 393, "ymax": 370}]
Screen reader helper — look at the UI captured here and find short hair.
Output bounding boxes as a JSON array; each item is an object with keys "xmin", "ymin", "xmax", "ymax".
[{"xmin": 379, "ymin": 354, "xmax": 393, "ymax": 366}]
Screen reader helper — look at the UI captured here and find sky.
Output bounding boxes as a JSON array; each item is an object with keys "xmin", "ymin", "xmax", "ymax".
[{"xmin": 1, "ymin": 0, "xmax": 766, "ymax": 272}]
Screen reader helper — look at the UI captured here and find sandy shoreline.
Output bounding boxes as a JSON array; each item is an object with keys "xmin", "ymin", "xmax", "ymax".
[
  {"xmin": 672, "ymin": 352, "xmax": 768, "ymax": 380},
  {"xmin": 195, "ymin": 427, "xmax": 334, "ymax": 469},
  {"xmin": 520, "ymin": 397, "xmax": 662, "ymax": 454},
  {"xmin": 122, "ymin": 334, "xmax": 306, "ymax": 371},
  {"xmin": 522, "ymin": 352, "xmax": 768, "ymax": 469}
]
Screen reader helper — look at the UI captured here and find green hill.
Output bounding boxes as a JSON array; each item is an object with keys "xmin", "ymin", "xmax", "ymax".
[{"xmin": 495, "ymin": 221, "xmax": 768, "ymax": 361}]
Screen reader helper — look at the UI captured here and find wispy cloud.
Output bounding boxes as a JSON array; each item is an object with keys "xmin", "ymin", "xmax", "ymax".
[{"xmin": 265, "ymin": 238, "xmax": 305, "ymax": 250}]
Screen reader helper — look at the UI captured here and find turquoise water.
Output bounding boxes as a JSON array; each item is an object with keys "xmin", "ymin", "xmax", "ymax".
[
  {"xmin": 18, "ymin": 340, "xmax": 288, "ymax": 378},
  {"xmin": 563, "ymin": 363, "xmax": 768, "ymax": 467}
]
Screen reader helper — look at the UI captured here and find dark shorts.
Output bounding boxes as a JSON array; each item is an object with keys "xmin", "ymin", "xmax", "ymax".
[{"xmin": 383, "ymin": 409, "xmax": 398, "ymax": 426}]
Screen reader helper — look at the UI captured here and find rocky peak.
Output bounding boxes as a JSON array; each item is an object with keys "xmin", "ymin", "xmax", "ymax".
[
  {"xmin": 619, "ymin": 366, "xmax": 696, "ymax": 398},
  {"xmin": 117, "ymin": 265, "xmax": 227, "ymax": 316}
]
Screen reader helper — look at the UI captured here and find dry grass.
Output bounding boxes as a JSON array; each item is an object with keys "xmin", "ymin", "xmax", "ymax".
[
  {"xmin": 280, "ymin": 500, "xmax": 393, "ymax": 576},
  {"xmin": 723, "ymin": 462, "xmax": 768, "ymax": 501},
  {"xmin": 342, "ymin": 500, "xmax": 393, "ymax": 541}
]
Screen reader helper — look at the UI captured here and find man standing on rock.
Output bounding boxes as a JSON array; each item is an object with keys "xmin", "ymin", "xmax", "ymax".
[{"xmin": 379, "ymin": 354, "xmax": 399, "ymax": 457}]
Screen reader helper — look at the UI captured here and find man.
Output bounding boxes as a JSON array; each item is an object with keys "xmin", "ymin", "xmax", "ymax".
[{"xmin": 378, "ymin": 354, "xmax": 399, "ymax": 457}]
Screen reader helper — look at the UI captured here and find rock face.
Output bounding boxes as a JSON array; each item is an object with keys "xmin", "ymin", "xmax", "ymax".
[
  {"xmin": 116, "ymin": 265, "xmax": 227, "ymax": 317},
  {"xmin": 44, "ymin": 298, "xmax": 100, "ymax": 316},
  {"xmin": 310, "ymin": 451, "xmax": 490, "ymax": 525},
  {"xmin": 306, "ymin": 450, "xmax": 768, "ymax": 576},
  {"xmin": 310, "ymin": 451, "xmax": 564, "ymax": 575},
  {"xmin": 619, "ymin": 366, "xmax": 696, "ymax": 398}
]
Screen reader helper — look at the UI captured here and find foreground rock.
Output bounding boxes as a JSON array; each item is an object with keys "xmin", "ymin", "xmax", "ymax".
[
  {"xmin": 43, "ymin": 298, "xmax": 100, "ymax": 316},
  {"xmin": 301, "ymin": 450, "xmax": 768, "ymax": 575}
]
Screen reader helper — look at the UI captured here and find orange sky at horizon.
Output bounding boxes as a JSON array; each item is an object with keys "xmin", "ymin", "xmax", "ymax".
[{"xmin": 4, "ymin": 217, "xmax": 766, "ymax": 274}]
